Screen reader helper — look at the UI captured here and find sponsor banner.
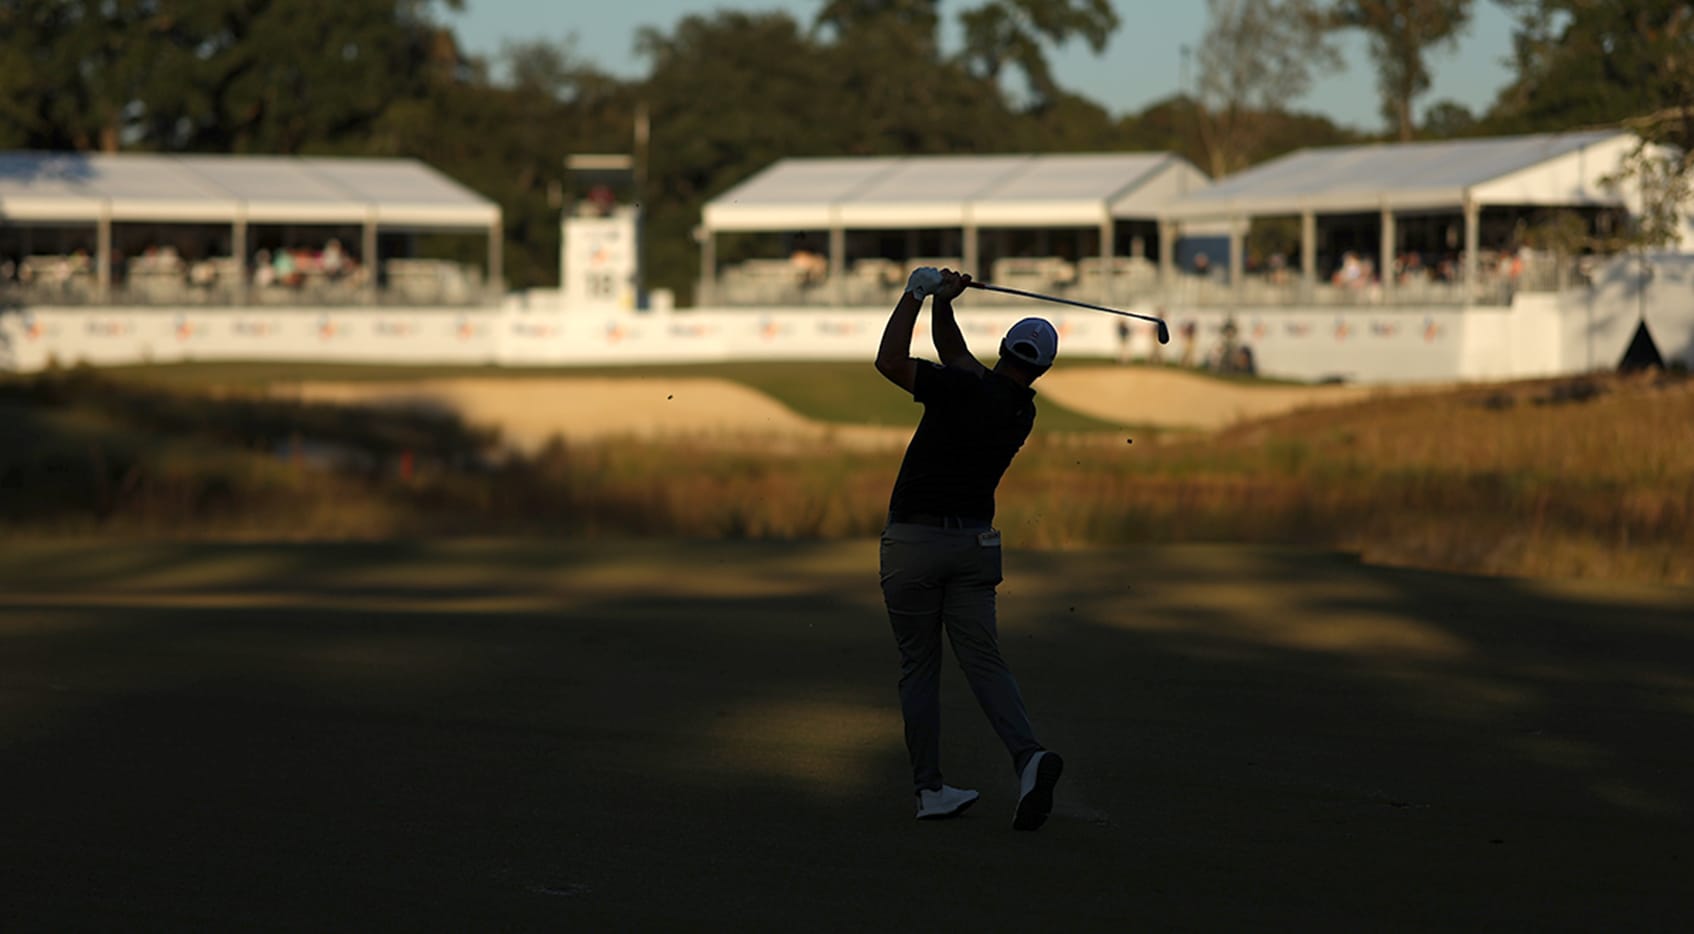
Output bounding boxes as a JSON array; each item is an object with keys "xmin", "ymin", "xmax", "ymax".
[{"xmin": 0, "ymin": 296, "xmax": 1608, "ymax": 384}]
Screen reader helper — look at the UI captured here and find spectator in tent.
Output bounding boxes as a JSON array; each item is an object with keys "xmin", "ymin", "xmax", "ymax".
[
  {"xmin": 1334, "ymin": 251, "xmax": 1366, "ymax": 289},
  {"xmin": 322, "ymin": 238, "xmax": 349, "ymax": 281},
  {"xmin": 253, "ymin": 249, "xmax": 275, "ymax": 288},
  {"xmin": 274, "ymin": 248, "xmax": 301, "ymax": 288}
]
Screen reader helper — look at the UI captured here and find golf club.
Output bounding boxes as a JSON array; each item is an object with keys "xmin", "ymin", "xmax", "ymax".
[{"xmin": 967, "ymin": 280, "xmax": 1170, "ymax": 344}]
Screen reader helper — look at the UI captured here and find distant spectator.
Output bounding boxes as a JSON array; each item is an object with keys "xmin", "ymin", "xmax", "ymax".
[
  {"xmin": 274, "ymin": 248, "xmax": 301, "ymax": 288},
  {"xmin": 189, "ymin": 259, "xmax": 217, "ymax": 290},
  {"xmin": 1333, "ymin": 251, "xmax": 1366, "ymax": 289},
  {"xmin": 1232, "ymin": 344, "xmax": 1257, "ymax": 375},
  {"xmin": 1213, "ymin": 316, "xmax": 1256, "ymax": 375},
  {"xmin": 790, "ymin": 247, "xmax": 826, "ymax": 286},
  {"xmin": 789, "ymin": 234, "xmax": 827, "ymax": 286},
  {"xmin": 322, "ymin": 238, "xmax": 349, "ymax": 281},
  {"xmin": 586, "ymin": 184, "xmax": 617, "ymax": 217},
  {"xmin": 49, "ymin": 254, "xmax": 75, "ymax": 291},
  {"xmin": 1398, "ymin": 252, "xmax": 1428, "ymax": 284},
  {"xmin": 1192, "ymin": 252, "xmax": 1212, "ymax": 278},
  {"xmin": 254, "ymin": 249, "xmax": 276, "ymax": 288}
]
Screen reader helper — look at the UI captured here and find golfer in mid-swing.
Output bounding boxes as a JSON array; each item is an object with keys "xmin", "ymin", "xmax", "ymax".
[{"xmin": 874, "ymin": 265, "xmax": 1064, "ymax": 831}]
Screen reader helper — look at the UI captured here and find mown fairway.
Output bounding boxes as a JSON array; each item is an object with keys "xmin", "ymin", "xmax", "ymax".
[{"xmin": 3, "ymin": 540, "xmax": 1690, "ymax": 931}]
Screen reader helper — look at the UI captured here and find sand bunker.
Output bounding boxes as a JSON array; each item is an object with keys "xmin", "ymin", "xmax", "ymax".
[
  {"xmin": 282, "ymin": 369, "xmax": 1396, "ymax": 453},
  {"xmin": 283, "ymin": 377, "xmax": 907, "ymax": 453},
  {"xmin": 1037, "ymin": 367, "xmax": 1387, "ymax": 430}
]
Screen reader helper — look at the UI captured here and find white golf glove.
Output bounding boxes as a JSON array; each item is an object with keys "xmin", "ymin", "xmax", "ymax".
[{"xmin": 906, "ymin": 266, "xmax": 942, "ymax": 299}]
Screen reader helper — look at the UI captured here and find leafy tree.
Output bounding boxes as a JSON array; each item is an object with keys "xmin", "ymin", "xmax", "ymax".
[
  {"xmin": 1326, "ymin": 0, "xmax": 1474, "ymax": 140},
  {"xmin": 1489, "ymin": 0, "xmax": 1694, "ymax": 248},
  {"xmin": 0, "ymin": 0, "xmax": 189, "ymax": 151},
  {"xmin": 1253, "ymin": 108, "xmax": 1362, "ymax": 157},
  {"xmin": 814, "ymin": 0, "xmax": 943, "ymax": 53},
  {"xmin": 1420, "ymin": 99, "xmax": 1478, "ymax": 137},
  {"xmin": 188, "ymin": 0, "xmax": 448, "ymax": 154},
  {"xmin": 0, "ymin": 1, "xmax": 74, "ymax": 148},
  {"xmin": 1490, "ymin": 0, "xmax": 1693, "ymax": 141},
  {"xmin": 0, "ymin": 0, "xmax": 460, "ymax": 153},
  {"xmin": 815, "ymin": 0, "xmax": 1118, "ymax": 113},
  {"xmin": 958, "ymin": 0, "xmax": 1119, "ymax": 109},
  {"xmin": 1117, "ymin": 96, "xmax": 1212, "ymax": 169},
  {"xmin": 1194, "ymin": 0, "xmax": 1340, "ymax": 175},
  {"xmin": 1015, "ymin": 91, "xmax": 1124, "ymax": 151},
  {"xmin": 1120, "ymin": 93, "xmax": 1356, "ymax": 182}
]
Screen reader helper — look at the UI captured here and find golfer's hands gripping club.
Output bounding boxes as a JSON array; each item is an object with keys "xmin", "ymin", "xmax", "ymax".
[
  {"xmin": 935, "ymin": 268, "xmax": 972, "ymax": 301},
  {"xmin": 906, "ymin": 266, "xmax": 943, "ymax": 299},
  {"xmin": 906, "ymin": 266, "xmax": 973, "ymax": 301}
]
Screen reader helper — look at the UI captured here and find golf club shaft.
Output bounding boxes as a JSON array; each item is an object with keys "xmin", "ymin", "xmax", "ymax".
[{"xmin": 965, "ymin": 281, "xmax": 1166, "ymax": 328}]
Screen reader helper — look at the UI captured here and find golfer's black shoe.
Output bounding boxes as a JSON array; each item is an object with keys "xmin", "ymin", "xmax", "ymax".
[{"xmin": 1013, "ymin": 751, "xmax": 1063, "ymax": 831}]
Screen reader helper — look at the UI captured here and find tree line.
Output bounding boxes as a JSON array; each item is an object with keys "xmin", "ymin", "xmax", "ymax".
[{"xmin": 1, "ymin": 0, "xmax": 1688, "ymax": 301}]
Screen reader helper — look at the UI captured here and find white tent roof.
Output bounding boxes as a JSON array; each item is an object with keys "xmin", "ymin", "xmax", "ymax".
[
  {"xmin": 1161, "ymin": 130, "xmax": 1640, "ymax": 219},
  {"xmin": 0, "ymin": 151, "xmax": 499, "ymax": 228},
  {"xmin": 703, "ymin": 152, "xmax": 1206, "ymax": 231}
]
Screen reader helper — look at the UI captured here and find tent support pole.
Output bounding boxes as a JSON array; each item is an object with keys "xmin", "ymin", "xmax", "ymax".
[
  {"xmin": 232, "ymin": 216, "xmax": 247, "ymax": 305},
  {"xmin": 1228, "ymin": 215, "xmax": 1245, "ymax": 306},
  {"xmin": 96, "ymin": 205, "xmax": 112, "ymax": 302},
  {"xmin": 1463, "ymin": 197, "xmax": 1480, "ymax": 306},
  {"xmin": 1379, "ymin": 207, "xmax": 1395, "ymax": 305},
  {"xmin": 1099, "ymin": 217, "xmax": 1114, "ymax": 306},
  {"xmin": 829, "ymin": 224, "xmax": 845, "ymax": 307},
  {"xmin": 1300, "ymin": 210, "xmax": 1316, "ymax": 303},
  {"xmin": 489, "ymin": 219, "xmax": 504, "ymax": 300},
  {"xmin": 963, "ymin": 222, "xmax": 979, "ymax": 286},
  {"xmin": 699, "ymin": 228, "xmax": 716, "ymax": 306},
  {"xmin": 363, "ymin": 214, "xmax": 379, "ymax": 306},
  {"xmin": 1158, "ymin": 219, "xmax": 1176, "ymax": 292}
]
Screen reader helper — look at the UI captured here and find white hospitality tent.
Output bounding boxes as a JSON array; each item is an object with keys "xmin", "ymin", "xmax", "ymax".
[
  {"xmin": 1157, "ymin": 129, "xmax": 1671, "ymax": 300},
  {"xmin": 699, "ymin": 152, "xmax": 1209, "ymax": 302},
  {"xmin": 0, "ymin": 151, "xmax": 503, "ymax": 297}
]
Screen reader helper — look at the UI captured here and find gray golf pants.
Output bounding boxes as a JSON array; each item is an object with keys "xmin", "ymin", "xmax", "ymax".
[{"xmin": 880, "ymin": 522, "xmax": 1042, "ymax": 793}]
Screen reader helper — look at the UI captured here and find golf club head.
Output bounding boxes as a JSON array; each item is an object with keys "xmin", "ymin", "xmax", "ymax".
[{"xmin": 1156, "ymin": 320, "xmax": 1170, "ymax": 345}]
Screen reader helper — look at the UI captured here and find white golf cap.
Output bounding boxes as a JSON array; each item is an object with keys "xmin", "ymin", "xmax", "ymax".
[{"xmin": 1002, "ymin": 317, "xmax": 1059, "ymax": 368}]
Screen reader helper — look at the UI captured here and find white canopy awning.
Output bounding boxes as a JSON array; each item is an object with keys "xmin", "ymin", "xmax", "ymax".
[
  {"xmin": 1160, "ymin": 130, "xmax": 1642, "ymax": 220},
  {"xmin": 837, "ymin": 155, "xmax": 1029, "ymax": 228},
  {"xmin": 0, "ymin": 151, "xmax": 500, "ymax": 229},
  {"xmin": 703, "ymin": 152, "xmax": 1208, "ymax": 232}
]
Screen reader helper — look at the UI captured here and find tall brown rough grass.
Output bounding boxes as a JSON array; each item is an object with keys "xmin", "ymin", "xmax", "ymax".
[
  {"xmin": 3, "ymin": 369, "xmax": 1688, "ymax": 583},
  {"xmin": 483, "ymin": 371, "xmax": 1691, "ymax": 582}
]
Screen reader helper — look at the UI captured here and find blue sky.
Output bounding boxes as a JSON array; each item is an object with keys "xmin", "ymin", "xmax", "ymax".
[{"xmin": 442, "ymin": 1, "xmax": 1517, "ymax": 132}]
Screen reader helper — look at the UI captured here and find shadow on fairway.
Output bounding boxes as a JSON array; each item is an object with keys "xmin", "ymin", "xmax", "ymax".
[
  {"xmin": 1005, "ymin": 545, "xmax": 1694, "ymax": 931},
  {"xmin": 0, "ymin": 541, "xmax": 1689, "ymax": 931}
]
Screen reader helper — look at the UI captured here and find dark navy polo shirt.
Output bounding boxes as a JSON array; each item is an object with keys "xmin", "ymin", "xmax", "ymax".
[{"xmin": 887, "ymin": 362, "xmax": 1037, "ymax": 521}]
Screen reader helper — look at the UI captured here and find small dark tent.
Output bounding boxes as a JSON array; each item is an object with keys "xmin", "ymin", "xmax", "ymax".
[{"xmin": 1618, "ymin": 320, "xmax": 1665, "ymax": 371}]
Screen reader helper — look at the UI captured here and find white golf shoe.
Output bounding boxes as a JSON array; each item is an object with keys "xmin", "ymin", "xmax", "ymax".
[
  {"xmin": 915, "ymin": 784, "xmax": 980, "ymax": 820},
  {"xmin": 1013, "ymin": 750, "xmax": 1064, "ymax": 831}
]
